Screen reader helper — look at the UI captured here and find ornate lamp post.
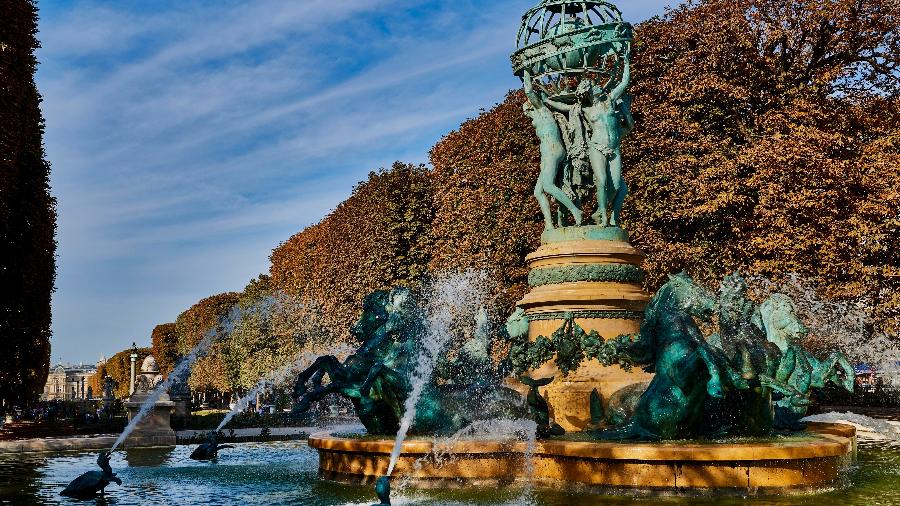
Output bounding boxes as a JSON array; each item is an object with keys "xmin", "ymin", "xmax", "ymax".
[{"xmin": 129, "ymin": 343, "xmax": 138, "ymax": 396}]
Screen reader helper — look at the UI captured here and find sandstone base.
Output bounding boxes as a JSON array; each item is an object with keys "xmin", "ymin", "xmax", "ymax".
[
  {"xmin": 516, "ymin": 228, "xmax": 654, "ymax": 431},
  {"xmin": 309, "ymin": 423, "xmax": 856, "ymax": 495}
]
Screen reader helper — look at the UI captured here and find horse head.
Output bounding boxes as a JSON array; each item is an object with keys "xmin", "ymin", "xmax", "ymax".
[
  {"xmin": 662, "ymin": 271, "xmax": 716, "ymax": 322},
  {"xmin": 755, "ymin": 293, "xmax": 808, "ymax": 352},
  {"xmin": 352, "ymin": 288, "xmax": 415, "ymax": 346}
]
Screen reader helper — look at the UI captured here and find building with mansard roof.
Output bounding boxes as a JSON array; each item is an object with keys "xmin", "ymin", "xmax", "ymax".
[{"xmin": 41, "ymin": 362, "xmax": 98, "ymax": 401}]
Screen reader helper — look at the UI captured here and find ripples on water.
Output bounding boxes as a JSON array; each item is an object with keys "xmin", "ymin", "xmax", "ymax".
[{"xmin": 1, "ymin": 440, "xmax": 899, "ymax": 505}]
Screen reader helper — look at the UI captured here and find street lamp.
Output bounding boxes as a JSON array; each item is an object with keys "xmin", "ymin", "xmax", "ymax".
[{"xmin": 129, "ymin": 342, "xmax": 138, "ymax": 396}]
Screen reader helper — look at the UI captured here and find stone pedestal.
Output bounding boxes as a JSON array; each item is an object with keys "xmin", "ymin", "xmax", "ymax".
[
  {"xmin": 168, "ymin": 383, "xmax": 192, "ymax": 427},
  {"xmin": 517, "ymin": 226, "xmax": 654, "ymax": 432},
  {"xmin": 170, "ymin": 394, "xmax": 191, "ymax": 426},
  {"xmin": 123, "ymin": 393, "xmax": 177, "ymax": 448}
]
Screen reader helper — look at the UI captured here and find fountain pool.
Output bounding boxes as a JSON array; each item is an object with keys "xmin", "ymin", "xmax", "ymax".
[{"xmin": 1, "ymin": 438, "xmax": 899, "ymax": 505}]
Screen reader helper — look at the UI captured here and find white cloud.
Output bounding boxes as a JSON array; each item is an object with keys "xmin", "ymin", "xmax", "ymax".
[{"xmin": 38, "ymin": 0, "xmax": 677, "ymax": 362}]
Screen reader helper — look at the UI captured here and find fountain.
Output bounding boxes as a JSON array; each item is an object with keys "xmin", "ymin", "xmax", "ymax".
[
  {"xmin": 301, "ymin": 0, "xmax": 859, "ymax": 498},
  {"xmin": 120, "ymin": 355, "xmax": 177, "ymax": 448},
  {"xmin": 35, "ymin": 2, "xmax": 882, "ymax": 503}
]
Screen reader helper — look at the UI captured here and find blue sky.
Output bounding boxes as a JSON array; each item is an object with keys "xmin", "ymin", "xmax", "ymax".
[{"xmin": 37, "ymin": 0, "xmax": 678, "ymax": 364}]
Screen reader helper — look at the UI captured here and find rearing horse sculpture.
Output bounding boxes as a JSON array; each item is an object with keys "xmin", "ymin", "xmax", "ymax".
[
  {"xmin": 292, "ymin": 288, "xmax": 419, "ymax": 434},
  {"xmin": 600, "ymin": 272, "xmax": 724, "ymax": 440}
]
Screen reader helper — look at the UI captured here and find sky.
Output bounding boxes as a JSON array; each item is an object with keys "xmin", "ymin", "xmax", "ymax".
[{"xmin": 37, "ymin": 0, "xmax": 678, "ymax": 365}]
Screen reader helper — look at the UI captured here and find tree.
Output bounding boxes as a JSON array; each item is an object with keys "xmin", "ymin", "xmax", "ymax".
[
  {"xmin": 151, "ymin": 323, "xmax": 179, "ymax": 377},
  {"xmin": 623, "ymin": 0, "xmax": 899, "ymax": 341},
  {"xmin": 428, "ymin": 91, "xmax": 542, "ymax": 310},
  {"xmin": 0, "ymin": 0, "xmax": 57, "ymax": 409},
  {"xmin": 101, "ymin": 347, "xmax": 152, "ymax": 398},
  {"xmin": 253, "ymin": 0, "xmax": 898, "ymax": 364},
  {"xmin": 270, "ymin": 162, "xmax": 434, "ymax": 337},
  {"xmin": 0, "ymin": 0, "xmax": 56, "ymax": 409},
  {"xmin": 423, "ymin": 0, "xmax": 899, "ymax": 346},
  {"xmin": 174, "ymin": 292, "xmax": 240, "ymax": 395}
]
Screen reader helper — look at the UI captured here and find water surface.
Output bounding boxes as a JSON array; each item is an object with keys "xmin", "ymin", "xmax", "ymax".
[{"xmin": 1, "ymin": 440, "xmax": 897, "ymax": 505}]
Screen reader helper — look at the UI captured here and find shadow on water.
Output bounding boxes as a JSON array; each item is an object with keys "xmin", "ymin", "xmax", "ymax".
[{"xmin": 0, "ymin": 439, "xmax": 898, "ymax": 505}]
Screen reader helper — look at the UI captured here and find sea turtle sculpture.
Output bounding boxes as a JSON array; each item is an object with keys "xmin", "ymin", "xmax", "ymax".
[
  {"xmin": 520, "ymin": 375, "xmax": 565, "ymax": 437},
  {"xmin": 60, "ymin": 451, "xmax": 121, "ymax": 499},
  {"xmin": 371, "ymin": 476, "xmax": 391, "ymax": 506},
  {"xmin": 189, "ymin": 431, "xmax": 235, "ymax": 460}
]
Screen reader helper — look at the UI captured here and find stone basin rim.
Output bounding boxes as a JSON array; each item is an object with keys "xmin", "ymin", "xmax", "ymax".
[{"xmin": 309, "ymin": 422, "xmax": 855, "ymax": 462}]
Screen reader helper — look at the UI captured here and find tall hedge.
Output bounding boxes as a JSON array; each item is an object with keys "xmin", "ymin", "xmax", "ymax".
[
  {"xmin": 270, "ymin": 162, "xmax": 434, "ymax": 336},
  {"xmin": 174, "ymin": 292, "xmax": 241, "ymax": 394},
  {"xmin": 428, "ymin": 91, "xmax": 542, "ymax": 309},
  {"xmin": 0, "ymin": 0, "xmax": 57, "ymax": 409},
  {"xmin": 151, "ymin": 323, "xmax": 179, "ymax": 377}
]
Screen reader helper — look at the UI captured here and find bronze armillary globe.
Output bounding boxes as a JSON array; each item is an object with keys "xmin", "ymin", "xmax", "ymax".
[{"xmin": 511, "ymin": 0, "xmax": 632, "ymax": 101}]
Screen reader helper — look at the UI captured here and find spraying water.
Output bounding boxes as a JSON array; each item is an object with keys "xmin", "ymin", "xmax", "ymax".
[
  {"xmin": 393, "ymin": 418, "xmax": 538, "ymax": 500},
  {"xmin": 434, "ymin": 419, "xmax": 537, "ymax": 476},
  {"xmin": 749, "ymin": 274, "xmax": 900, "ymax": 387},
  {"xmin": 110, "ymin": 306, "xmax": 242, "ymax": 451},
  {"xmin": 214, "ymin": 347, "xmax": 352, "ymax": 432},
  {"xmin": 386, "ymin": 270, "xmax": 490, "ymax": 476}
]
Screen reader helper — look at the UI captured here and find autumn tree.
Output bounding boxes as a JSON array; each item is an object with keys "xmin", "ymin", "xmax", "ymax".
[
  {"xmin": 623, "ymin": 0, "xmax": 899, "ymax": 339},
  {"xmin": 174, "ymin": 292, "xmax": 241, "ymax": 395},
  {"xmin": 0, "ymin": 0, "xmax": 57, "ymax": 409},
  {"xmin": 428, "ymin": 91, "xmax": 542, "ymax": 309},
  {"xmin": 100, "ymin": 347, "xmax": 152, "ymax": 398},
  {"xmin": 151, "ymin": 323, "xmax": 179, "ymax": 377},
  {"xmin": 270, "ymin": 162, "xmax": 434, "ymax": 337}
]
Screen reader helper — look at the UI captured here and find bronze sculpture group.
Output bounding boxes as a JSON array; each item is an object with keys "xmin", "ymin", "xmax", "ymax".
[
  {"xmin": 512, "ymin": 2, "xmax": 635, "ymax": 230},
  {"xmin": 60, "ymin": 4, "xmax": 861, "ymax": 503},
  {"xmin": 290, "ymin": 289, "xmax": 553, "ymax": 436},
  {"xmin": 507, "ymin": 272, "xmax": 854, "ymax": 440},
  {"xmin": 288, "ymin": 3, "xmax": 854, "ymax": 439},
  {"xmin": 289, "ymin": 272, "xmax": 852, "ymax": 441}
]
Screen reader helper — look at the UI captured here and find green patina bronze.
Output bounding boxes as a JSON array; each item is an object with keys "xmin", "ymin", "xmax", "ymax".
[
  {"xmin": 513, "ymin": 1, "xmax": 635, "ymax": 229},
  {"xmin": 291, "ymin": 289, "xmax": 557, "ymax": 436},
  {"xmin": 540, "ymin": 224, "xmax": 629, "ymax": 243},
  {"xmin": 509, "ymin": 271, "xmax": 855, "ymax": 440},
  {"xmin": 525, "ymin": 310, "xmax": 644, "ymax": 321},
  {"xmin": 520, "ymin": 375, "xmax": 566, "ymax": 437},
  {"xmin": 189, "ymin": 431, "xmax": 234, "ymax": 461},
  {"xmin": 508, "ymin": 311, "xmax": 632, "ymax": 377},
  {"xmin": 528, "ymin": 263, "xmax": 644, "ymax": 286}
]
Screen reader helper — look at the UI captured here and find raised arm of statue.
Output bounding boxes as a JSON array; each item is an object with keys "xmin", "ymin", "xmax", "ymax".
[
  {"xmin": 522, "ymin": 70, "xmax": 543, "ymax": 109},
  {"xmin": 610, "ymin": 43, "xmax": 631, "ymax": 101},
  {"xmin": 544, "ymin": 97, "xmax": 573, "ymax": 113}
]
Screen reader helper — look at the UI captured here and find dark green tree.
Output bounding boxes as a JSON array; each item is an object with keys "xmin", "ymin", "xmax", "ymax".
[{"xmin": 0, "ymin": 0, "xmax": 57, "ymax": 409}]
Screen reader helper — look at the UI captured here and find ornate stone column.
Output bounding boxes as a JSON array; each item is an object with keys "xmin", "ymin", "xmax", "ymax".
[
  {"xmin": 129, "ymin": 343, "xmax": 138, "ymax": 396},
  {"xmin": 517, "ymin": 226, "xmax": 653, "ymax": 432}
]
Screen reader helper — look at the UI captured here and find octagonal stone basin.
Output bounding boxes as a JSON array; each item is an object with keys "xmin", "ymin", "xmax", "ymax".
[{"xmin": 310, "ymin": 422, "xmax": 856, "ymax": 495}]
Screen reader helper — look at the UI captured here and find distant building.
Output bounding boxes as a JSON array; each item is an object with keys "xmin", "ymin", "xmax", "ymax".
[{"xmin": 41, "ymin": 363, "xmax": 98, "ymax": 401}]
